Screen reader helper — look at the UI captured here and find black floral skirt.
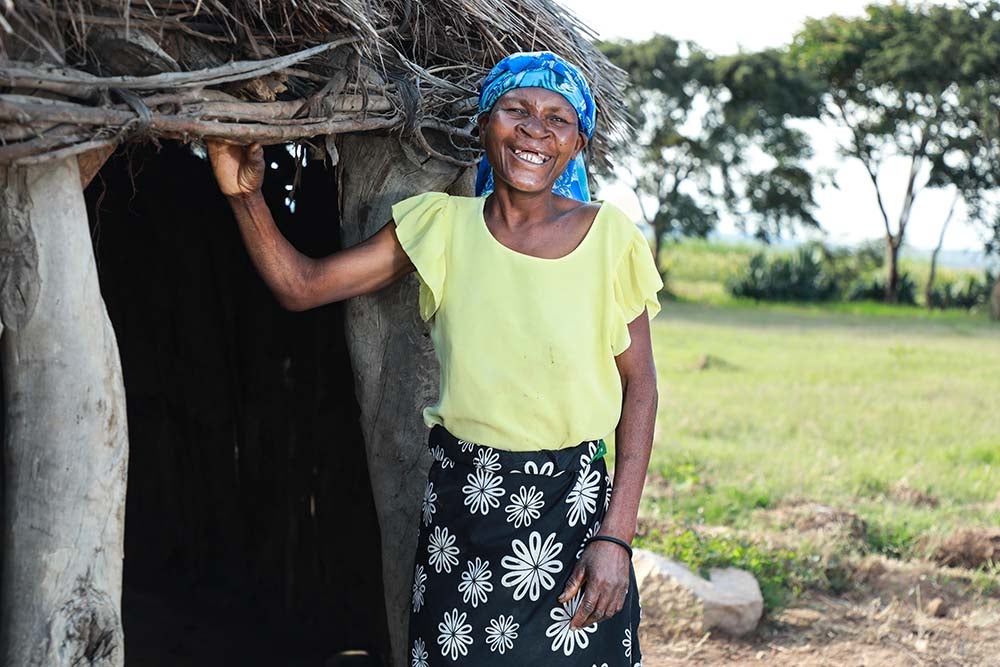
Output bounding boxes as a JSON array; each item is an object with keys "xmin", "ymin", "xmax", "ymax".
[{"xmin": 407, "ymin": 425, "xmax": 642, "ymax": 666}]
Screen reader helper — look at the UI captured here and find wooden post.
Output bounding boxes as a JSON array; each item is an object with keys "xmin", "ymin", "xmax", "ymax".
[
  {"xmin": 337, "ymin": 134, "xmax": 470, "ymax": 667},
  {"xmin": 0, "ymin": 157, "xmax": 128, "ymax": 666}
]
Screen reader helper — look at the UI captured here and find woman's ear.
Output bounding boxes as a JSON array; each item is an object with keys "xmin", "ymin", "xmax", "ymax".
[
  {"xmin": 574, "ymin": 131, "xmax": 588, "ymax": 158},
  {"xmin": 476, "ymin": 112, "xmax": 490, "ymax": 141}
]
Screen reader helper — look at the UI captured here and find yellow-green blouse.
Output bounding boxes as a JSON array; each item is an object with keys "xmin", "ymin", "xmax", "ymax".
[{"xmin": 392, "ymin": 193, "xmax": 662, "ymax": 452}]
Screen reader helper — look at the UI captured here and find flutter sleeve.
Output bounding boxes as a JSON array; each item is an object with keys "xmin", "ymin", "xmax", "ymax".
[
  {"xmin": 391, "ymin": 192, "xmax": 452, "ymax": 321},
  {"xmin": 611, "ymin": 226, "xmax": 664, "ymax": 355}
]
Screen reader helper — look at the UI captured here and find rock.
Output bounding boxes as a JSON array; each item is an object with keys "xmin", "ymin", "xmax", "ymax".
[
  {"xmin": 632, "ymin": 548, "xmax": 763, "ymax": 638},
  {"xmin": 926, "ymin": 597, "xmax": 949, "ymax": 618}
]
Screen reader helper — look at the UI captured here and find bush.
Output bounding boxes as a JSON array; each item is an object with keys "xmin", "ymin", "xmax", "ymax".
[
  {"xmin": 846, "ymin": 272, "xmax": 917, "ymax": 305},
  {"xmin": 927, "ymin": 271, "xmax": 995, "ymax": 310},
  {"xmin": 726, "ymin": 245, "xmax": 839, "ymax": 302}
]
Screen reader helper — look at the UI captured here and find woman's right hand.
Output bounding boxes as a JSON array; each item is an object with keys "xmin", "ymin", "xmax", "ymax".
[{"xmin": 207, "ymin": 140, "xmax": 265, "ymax": 198}]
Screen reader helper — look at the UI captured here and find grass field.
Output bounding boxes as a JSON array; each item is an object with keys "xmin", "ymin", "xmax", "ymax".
[{"xmin": 628, "ymin": 240, "xmax": 1000, "ymax": 607}]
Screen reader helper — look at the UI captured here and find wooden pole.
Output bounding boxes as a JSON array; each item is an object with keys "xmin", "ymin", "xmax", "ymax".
[
  {"xmin": 0, "ymin": 157, "xmax": 128, "ymax": 666},
  {"xmin": 337, "ymin": 134, "xmax": 471, "ymax": 667}
]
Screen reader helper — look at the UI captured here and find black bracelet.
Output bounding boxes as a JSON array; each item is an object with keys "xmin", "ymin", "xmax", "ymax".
[{"xmin": 583, "ymin": 534, "xmax": 633, "ymax": 559}]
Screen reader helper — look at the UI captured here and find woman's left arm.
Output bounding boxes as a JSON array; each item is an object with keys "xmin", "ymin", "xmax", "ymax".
[{"xmin": 559, "ymin": 308, "xmax": 658, "ymax": 627}]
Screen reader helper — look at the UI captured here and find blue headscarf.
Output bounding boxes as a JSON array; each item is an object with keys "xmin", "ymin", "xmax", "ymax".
[{"xmin": 475, "ymin": 51, "xmax": 597, "ymax": 202}]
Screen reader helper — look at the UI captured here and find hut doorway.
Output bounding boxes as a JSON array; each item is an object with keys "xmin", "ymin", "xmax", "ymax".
[{"xmin": 84, "ymin": 141, "xmax": 388, "ymax": 666}]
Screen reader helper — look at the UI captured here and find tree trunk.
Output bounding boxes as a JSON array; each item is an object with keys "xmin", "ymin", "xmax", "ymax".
[
  {"xmin": 885, "ymin": 236, "xmax": 901, "ymax": 303},
  {"xmin": 991, "ymin": 278, "xmax": 1000, "ymax": 321},
  {"xmin": 925, "ymin": 191, "xmax": 959, "ymax": 309},
  {"xmin": 337, "ymin": 135, "xmax": 471, "ymax": 667},
  {"xmin": 0, "ymin": 158, "xmax": 128, "ymax": 666}
]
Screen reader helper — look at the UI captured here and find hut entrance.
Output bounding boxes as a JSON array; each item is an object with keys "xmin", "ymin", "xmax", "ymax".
[{"xmin": 84, "ymin": 141, "xmax": 388, "ymax": 665}]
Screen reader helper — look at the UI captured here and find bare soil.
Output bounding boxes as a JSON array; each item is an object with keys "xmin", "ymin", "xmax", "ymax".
[{"xmin": 641, "ymin": 557, "xmax": 1000, "ymax": 667}]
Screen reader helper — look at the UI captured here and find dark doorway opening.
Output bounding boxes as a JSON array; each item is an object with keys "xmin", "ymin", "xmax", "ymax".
[{"xmin": 85, "ymin": 140, "xmax": 387, "ymax": 666}]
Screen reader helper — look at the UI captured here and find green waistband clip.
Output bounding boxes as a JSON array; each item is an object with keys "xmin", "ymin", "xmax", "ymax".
[{"xmin": 588, "ymin": 439, "xmax": 608, "ymax": 464}]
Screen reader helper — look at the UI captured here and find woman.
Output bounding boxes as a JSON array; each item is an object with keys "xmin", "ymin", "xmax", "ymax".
[{"xmin": 209, "ymin": 51, "xmax": 661, "ymax": 666}]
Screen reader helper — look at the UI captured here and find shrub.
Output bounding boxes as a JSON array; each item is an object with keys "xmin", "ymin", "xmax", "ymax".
[
  {"xmin": 726, "ymin": 246, "xmax": 839, "ymax": 302},
  {"xmin": 846, "ymin": 272, "xmax": 917, "ymax": 305},
  {"xmin": 927, "ymin": 271, "xmax": 995, "ymax": 310}
]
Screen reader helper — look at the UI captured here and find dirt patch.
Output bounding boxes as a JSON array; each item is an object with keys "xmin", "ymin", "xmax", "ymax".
[
  {"xmin": 888, "ymin": 482, "xmax": 940, "ymax": 509},
  {"xmin": 755, "ymin": 498, "xmax": 868, "ymax": 541},
  {"xmin": 932, "ymin": 529, "xmax": 1000, "ymax": 570},
  {"xmin": 641, "ymin": 557, "xmax": 1000, "ymax": 666}
]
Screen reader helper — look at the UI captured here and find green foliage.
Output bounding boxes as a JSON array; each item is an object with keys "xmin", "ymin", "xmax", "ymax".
[
  {"xmin": 788, "ymin": 1, "xmax": 1000, "ymax": 277},
  {"xmin": 599, "ymin": 35, "xmax": 820, "ymax": 253},
  {"xmin": 636, "ymin": 527, "xmax": 821, "ymax": 611},
  {"xmin": 864, "ymin": 520, "xmax": 921, "ymax": 559},
  {"xmin": 927, "ymin": 271, "xmax": 996, "ymax": 310},
  {"xmin": 847, "ymin": 272, "xmax": 917, "ymax": 305},
  {"xmin": 726, "ymin": 245, "xmax": 841, "ymax": 302}
]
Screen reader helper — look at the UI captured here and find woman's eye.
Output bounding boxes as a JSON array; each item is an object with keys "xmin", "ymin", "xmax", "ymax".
[{"xmin": 550, "ymin": 116, "xmax": 568, "ymax": 124}]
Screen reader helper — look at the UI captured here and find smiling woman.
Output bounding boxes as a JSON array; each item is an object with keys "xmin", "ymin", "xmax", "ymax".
[{"xmin": 209, "ymin": 50, "xmax": 661, "ymax": 667}]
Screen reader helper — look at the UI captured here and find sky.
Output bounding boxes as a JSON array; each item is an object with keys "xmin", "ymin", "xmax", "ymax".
[{"xmin": 560, "ymin": 0, "xmax": 987, "ymax": 253}]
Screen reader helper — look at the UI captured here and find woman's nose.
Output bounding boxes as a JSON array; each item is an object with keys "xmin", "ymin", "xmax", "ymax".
[{"xmin": 517, "ymin": 114, "xmax": 548, "ymax": 137}]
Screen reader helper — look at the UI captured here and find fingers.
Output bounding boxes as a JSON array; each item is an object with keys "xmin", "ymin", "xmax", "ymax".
[
  {"xmin": 571, "ymin": 585, "xmax": 603, "ymax": 628},
  {"xmin": 572, "ymin": 581, "xmax": 628, "ymax": 628},
  {"xmin": 558, "ymin": 562, "xmax": 585, "ymax": 604}
]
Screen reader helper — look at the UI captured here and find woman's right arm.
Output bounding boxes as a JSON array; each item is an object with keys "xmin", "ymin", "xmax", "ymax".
[{"xmin": 208, "ymin": 141, "xmax": 414, "ymax": 311}]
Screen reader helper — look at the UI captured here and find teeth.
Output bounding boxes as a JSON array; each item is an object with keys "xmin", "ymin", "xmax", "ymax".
[{"xmin": 514, "ymin": 149, "xmax": 548, "ymax": 165}]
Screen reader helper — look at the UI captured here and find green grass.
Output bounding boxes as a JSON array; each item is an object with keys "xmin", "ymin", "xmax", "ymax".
[
  {"xmin": 644, "ymin": 300, "xmax": 999, "ymax": 531},
  {"xmin": 622, "ymin": 241, "xmax": 999, "ymax": 609}
]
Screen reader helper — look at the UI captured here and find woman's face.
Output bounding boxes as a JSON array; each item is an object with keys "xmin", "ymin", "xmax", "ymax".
[{"xmin": 478, "ymin": 87, "xmax": 587, "ymax": 197}]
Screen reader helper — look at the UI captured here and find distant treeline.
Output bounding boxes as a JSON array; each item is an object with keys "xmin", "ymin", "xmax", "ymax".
[{"xmin": 601, "ymin": 1, "xmax": 1000, "ymax": 304}]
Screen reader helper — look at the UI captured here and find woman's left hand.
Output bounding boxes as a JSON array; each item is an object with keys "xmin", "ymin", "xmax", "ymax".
[{"xmin": 558, "ymin": 540, "xmax": 631, "ymax": 628}]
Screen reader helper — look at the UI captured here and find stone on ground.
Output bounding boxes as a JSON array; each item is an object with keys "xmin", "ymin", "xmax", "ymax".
[{"xmin": 632, "ymin": 548, "xmax": 763, "ymax": 638}]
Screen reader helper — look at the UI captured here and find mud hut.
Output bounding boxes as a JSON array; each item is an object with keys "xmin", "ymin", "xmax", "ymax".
[{"xmin": 0, "ymin": 2, "xmax": 626, "ymax": 665}]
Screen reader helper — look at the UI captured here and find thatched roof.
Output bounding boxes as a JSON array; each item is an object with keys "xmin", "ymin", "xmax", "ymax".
[{"xmin": 0, "ymin": 1, "xmax": 627, "ymax": 168}]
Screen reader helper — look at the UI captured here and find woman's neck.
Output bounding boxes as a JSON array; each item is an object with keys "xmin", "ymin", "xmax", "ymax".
[{"xmin": 485, "ymin": 184, "xmax": 575, "ymax": 229}]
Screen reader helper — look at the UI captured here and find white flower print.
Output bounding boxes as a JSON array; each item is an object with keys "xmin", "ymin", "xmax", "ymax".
[
  {"xmin": 566, "ymin": 466, "xmax": 602, "ymax": 526},
  {"xmin": 513, "ymin": 460, "xmax": 556, "ymax": 476},
  {"xmin": 421, "ymin": 480, "xmax": 437, "ymax": 526},
  {"xmin": 579, "ymin": 440, "xmax": 600, "ymax": 469},
  {"xmin": 500, "ymin": 531, "xmax": 564, "ymax": 601},
  {"xmin": 462, "ymin": 467, "xmax": 504, "ymax": 515},
  {"xmin": 545, "ymin": 591, "xmax": 598, "ymax": 656},
  {"xmin": 623, "ymin": 627, "xmax": 633, "ymax": 659},
  {"xmin": 437, "ymin": 608, "xmax": 473, "ymax": 661},
  {"xmin": 431, "ymin": 444, "xmax": 454, "ymax": 469},
  {"xmin": 485, "ymin": 614, "xmax": 519, "ymax": 654},
  {"xmin": 411, "ymin": 637, "xmax": 428, "ymax": 667},
  {"xmin": 505, "ymin": 485, "xmax": 545, "ymax": 528},
  {"xmin": 576, "ymin": 520, "xmax": 602, "ymax": 559},
  {"xmin": 605, "ymin": 473, "xmax": 613, "ymax": 511},
  {"xmin": 473, "ymin": 447, "xmax": 502, "ymax": 473},
  {"xmin": 427, "ymin": 525, "xmax": 460, "ymax": 574},
  {"xmin": 458, "ymin": 557, "xmax": 493, "ymax": 608},
  {"xmin": 458, "ymin": 439, "xmax": 477, "ymax": 452},
  {"xmin": 412, "ymin": 563, "xmax": 427, "ymax": 613}
]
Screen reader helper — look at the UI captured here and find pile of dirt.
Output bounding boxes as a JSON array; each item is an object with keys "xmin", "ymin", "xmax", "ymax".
[{"xmin": 932, "ymin": 529, "xmax": 1000, "ymax": 570}]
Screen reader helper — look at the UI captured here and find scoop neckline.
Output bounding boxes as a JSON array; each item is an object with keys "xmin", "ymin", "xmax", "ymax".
[{"xmin": 476, "ymin": 196, "xmax": 607, "ymax": 263}]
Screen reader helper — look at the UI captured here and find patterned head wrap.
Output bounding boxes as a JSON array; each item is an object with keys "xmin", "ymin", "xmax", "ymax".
[{"xmin": 475, "ymin": 51, "xmax": 596, "ymax": 202}]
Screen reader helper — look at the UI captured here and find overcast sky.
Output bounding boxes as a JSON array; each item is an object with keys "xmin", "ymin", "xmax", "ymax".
[{"xmin": 560, "ymin": 0, "xmax": 986, "ymax": 252}]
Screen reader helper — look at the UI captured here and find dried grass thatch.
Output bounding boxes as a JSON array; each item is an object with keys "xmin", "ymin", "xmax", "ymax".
[{"xmin": 0, "ymin": 0, "xmax": 627, "ymax": 167}]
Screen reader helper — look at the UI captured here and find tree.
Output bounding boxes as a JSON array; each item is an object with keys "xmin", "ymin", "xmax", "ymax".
[
  {"xmin": 789, "ymin": 1, "xmax": 1000, "ymax": 302},
  {"xmin": 600, "ymin": 37, "xmax": 821, "ymax": 276}
]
